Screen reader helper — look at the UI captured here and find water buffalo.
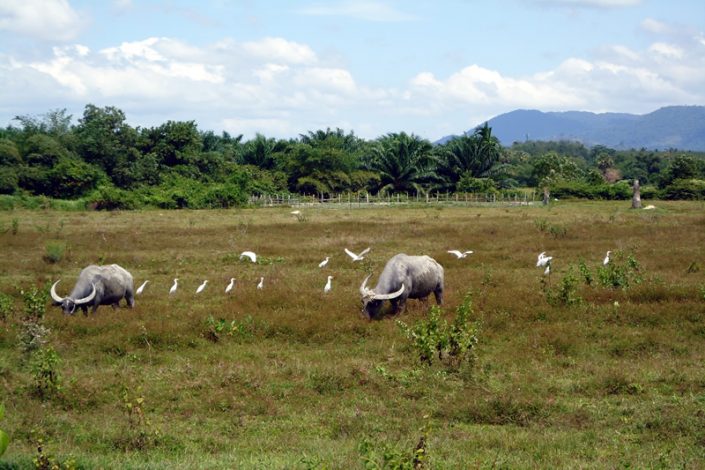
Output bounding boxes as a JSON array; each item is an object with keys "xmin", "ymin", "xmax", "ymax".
[
  {"xmin": 50, "ymin": 264, "xmax": 135, "ymax": 315},
  {"xmin": 359, "ymin": 254, "xmax": 444, "ymax": 319}
]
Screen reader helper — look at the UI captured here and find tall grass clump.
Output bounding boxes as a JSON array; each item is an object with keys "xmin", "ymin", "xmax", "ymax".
[
  {"xmin": 43, "ymin": 241, "xmax": 66, "ymax": 264},
  {"xmin": 397, "ymin": 291, "xmax": 479, "ymax": 369},
  {"xmin": 0, "ymin": 292, "xmax": 14, "ymax": 322}
]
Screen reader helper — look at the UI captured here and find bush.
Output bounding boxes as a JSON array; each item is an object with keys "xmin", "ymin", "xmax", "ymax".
[
  {"xmin": 457, "ymin": 175, "xmax": 497, "ymax": 194},
  {"xmin": 662, "ymin": 179, "xmax": 705, "ymax": 200},
  {"xmin": 598, "ymin": 252, "xmax": 644, "ymax": 290},
  {"xmin": 397, "ymin": 291, "xmax": 479, "ymax": 368},
  {"xmin": 43, "ymin": 241, "xmax": 66, "ymax": 264},
  {"xmin": 89, "ymin": 184, "xmax": 141, "ymax": 210},
  {"xmin": 30, "ymin": 347, "xmax": 62, "ymax": 398},
  {"xmin": 0, "ymin": 167, "xmax": 18, "ymax": 194}
]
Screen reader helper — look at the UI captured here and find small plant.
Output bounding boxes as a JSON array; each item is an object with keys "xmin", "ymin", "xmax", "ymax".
[
  {"xmin": 534, "ymin": 218, "xmax": 549, "ymax": 232},
  {"xmin": 43, "ymin": 242, "xmax": 66, "ymax": 264},
  {"xmin": 11, "ymin": 217, "xmax": 18, "ymax": 235},
  {"xmin": 17, "ymin": 320, "xmax": 51, "ymax": 354},
  {"xmin": 397, "ymin": 291, "xmax": 479, "ymax": 368},
  {"xmin": 548, "ymin": 224, "xmax": 567, "ymax": 239},
  {"xmin": 31, "ymin": 432, "xmax": 76, "ymax": 470},
  {"xmin": 546, "ymin": 267, "xmax": 582, "ymax": 306},
  {"xmin": 22, "ymin": 284, "xmax": 48, "ymax": 320},
  {"xmin": 577, "ymin": 260, "xmax": 593, "ymax": 286},
  {"xmin": 120, "ymin": 387, "xmax": 159, "ymax": 451},
  {"xmin": 204, "ymin": 315, "xmax": 227, "ymax": 342},
  {"xmin": 0, "ymin": 403, "xmax": 9, "ymax": 458},
  {"xmin": 30, "ymin": 347, "xmax": 62, "ymax": 399},
  {"xmin": 204, "ymin": 315, "xmax": 256, "ymax": 342},
  {"xmin": 0, "ymin": 292, "xmax": 14, "ymax": 321},
  {"xmin": 358, "ymin": 421, "xmax": 429, "ymax": 470},
  {"xmin": 597, "ymin": 251, "xmax": 643, "ymax": 290}
]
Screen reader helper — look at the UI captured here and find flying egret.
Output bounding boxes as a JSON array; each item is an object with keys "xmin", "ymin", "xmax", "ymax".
[
  {"xmin": 324, "ymin": 275, "xmax": 333, "ymax": 293},
  {"xmin": 318, "ymin": 256, "xmax": 330, "ymax": 268},
  {"xmin": 537, "ymin": 253, "xmax": 552, "ymax": 267},
  {"xmin": 240, "ymin": 251, "xmax": 257, "ymax": 263},
  {"xmin": 448, "ymin": 250, "xmax": 474, "ymax": 259},
  {"xmin": 225, "ymin": 278, "xmax": 236, "ymax": 294},
  {"xmin": 136, "ymin": 280, "xmax": 149, "ymax": 295},
  {"xmin": 257, "ymin": 277, "xmax": 264, "ymax": 290},
  {"xmin": 169, "ymin": 278, "xmax": 179, "ymax": 295},
  {"xmin": 603, "ymin": 250, "xmax": 611, "ymax": 266},
  {"xmin": 345, "ymin": 247, "xmax": 370, "ymax": 262},
  {"xmin": 196, "ymin": 280, "xmax": 208, "ymax": 294}
]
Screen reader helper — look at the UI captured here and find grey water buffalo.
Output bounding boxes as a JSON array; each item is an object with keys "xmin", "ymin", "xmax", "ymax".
[
  {"xmin": 359, "ymin": 254, "xmax": 444, "ymax": 319},
  {"xmin": 50, "ymin": 264, "xmax": 135, "ymax": 315}
]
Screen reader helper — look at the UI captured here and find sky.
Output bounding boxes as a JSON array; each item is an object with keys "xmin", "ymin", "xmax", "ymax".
[{"xmin": 0, "ymin": 0, "xmax": 704, "ymax": 141}]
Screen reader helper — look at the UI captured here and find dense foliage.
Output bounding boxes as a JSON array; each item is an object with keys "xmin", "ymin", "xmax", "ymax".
[{"xmin": 1, "ymin": 106, "xmax": 704, "ymax": 208}]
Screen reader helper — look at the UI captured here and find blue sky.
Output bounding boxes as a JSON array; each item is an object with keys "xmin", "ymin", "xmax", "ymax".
[{"xmin": 1, "ymin": 0, "xmax": 704, "ymax": 140}]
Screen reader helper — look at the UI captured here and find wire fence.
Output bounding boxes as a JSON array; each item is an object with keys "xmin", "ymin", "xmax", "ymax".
[{"xmin": 248, "ymin": 191, "xmax": 539, "ymax": 209}]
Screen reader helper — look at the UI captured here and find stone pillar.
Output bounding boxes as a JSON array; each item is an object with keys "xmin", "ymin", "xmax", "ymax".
[
  {"xmin": 542, "ymin": 186, "xmax": 550, "ymax": 205},
  {"xmin": 631, "ymin": 179, "xmax": 642, "ymax": 209}
]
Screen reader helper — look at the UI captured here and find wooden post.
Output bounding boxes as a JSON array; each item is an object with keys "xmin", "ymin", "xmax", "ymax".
[
  {"xmin": 631, "ymin": 179, "xmax": 642, "ymax": 209},
  {"xmin": 542, "ymin": 187, "xmax": 550, "ymax": 206}
]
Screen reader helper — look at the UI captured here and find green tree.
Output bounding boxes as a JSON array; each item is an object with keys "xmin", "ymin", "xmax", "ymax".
[
  {"xmin": 238, "ymin": 133, "xmax": 288, "ymax": 170},
  {"xmin": 436, "ymin": 123, "xmax": 502, "ymax": 190},
  {"xmin": 366, "ymin": 132, "xmax": 436, "ymax": 195},
  {"xmin": 74, "ymin": 105, "xmax": 138, "ymax": 174}
]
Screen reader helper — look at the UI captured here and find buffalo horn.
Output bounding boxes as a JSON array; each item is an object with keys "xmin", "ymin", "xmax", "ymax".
[
  {"xmin": 359, "ymin": 274, "xmax": 373, "ymax": 296},
  {"xmin": 74, "ymin": 283, "xmax": 97, "ymax": 306},
  {"xmin": 50, "ymin": 280, "xmax": 64, "ymax": 303},
  {"xmin": 371, "ymin": 284, "xmax": 405, "ymax": 300}
]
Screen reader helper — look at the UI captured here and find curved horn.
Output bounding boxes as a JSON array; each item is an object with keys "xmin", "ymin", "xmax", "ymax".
[
  {"xmin": 50, "ymin": 280, "xmax": 64, "ymax": 303},
  {"xmin": 359, "ymin": 274, "xmax": 373, "ymax": 296},
  {"xmin": 74, "ymin": 283, "xmax": 97, "ymax": 306},
  {"xmin": 372, "ymin": 284, "xmax": 405, "ymax": 300}
]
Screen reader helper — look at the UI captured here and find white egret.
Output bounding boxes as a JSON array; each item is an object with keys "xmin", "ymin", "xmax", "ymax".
[
  {"xmin": 448, "ymin": 250, "xmax": 473, "ymax": 259},
  {"xmin": 291, "ymin": 210, "xmax": 301, "ymax": 215},
  {"xmin": 318, "ymin": 257, "xmax": 330, "ymax": 268},
  {"xmin": 345, "ymin": 247, "xmax": 371, "ymax": 262},
  {"xmin": 225, "ymin": 278, "xmax": 236, "ymax": 293},
  {"xmin": 240, "ymin": 251, "xmax": 257, "ymax": 263},
  {"xmin": 136, "ymin": 280, "xmax": 149, "ymax": 295},
  {"xmin": 324, "ymin": 275, "xmax": 333, "ymax": 293},
  {"xmin": 537, "ymin": 252, "xmax": 552, "ymax": 267},
  {"xmin": 196, "ymin": 280, "xmax": 208, "ymax": 294},
  {"xmin": 257, "ymin": 277, "xmax": 264, "ymax": 290},
  {"xmin": 169, "ymin": 278, "xmax": 179, "ymax": 295},
  {"xmin": 544, "ymin": 264, "xmax": 551, "ymax": 275},
  {"xmin": 603, "ymin": 250, "xmax": 611, "ymax": 266}
]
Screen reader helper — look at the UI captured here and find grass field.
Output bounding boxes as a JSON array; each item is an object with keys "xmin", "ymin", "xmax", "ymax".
[{"xmin": 1, "ymin": 201, "xmax": 704, "ymax": 469}]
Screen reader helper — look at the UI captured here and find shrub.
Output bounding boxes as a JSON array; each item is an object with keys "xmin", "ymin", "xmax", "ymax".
[
  {"xmin": 662, "ymin": 179, "xmax": 705, "ymax": 200},
  {"xmin": 397, "ymin": 291, "xmax": 479, "ymax": 368},
  {"xmin": 598, "ymin": 252, "xmax": 643, "ymax": 290},
  {"xmin": 88, "ymin": 184, "xmax": 140, "ymax": 210},
  {"xmin": 22, "ymin": 285, "xmax": 48, "ymax": 320},
  {"xmin": 43, "ymin": 241, "xmax": 66, "ymax": 264},
  {"xmin": 30, "ymin": 347, "xmax": 62, "ymax": 398},
  {"xmin": 17, "ymin": 320, "xmax": 51, "ymax": 354},
  {"xmin": 545, "ymin": 267, "xmax": 582, "ymax": 306},
  {"xmin": 0, "ymin": 292, "xmax": 14, "ymax": 321}
]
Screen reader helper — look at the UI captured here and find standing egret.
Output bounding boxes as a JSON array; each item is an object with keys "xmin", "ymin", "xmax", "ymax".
[
  {"xmin": 225, "ymin": 278, "xmax": 236, "ymax": 294},
  {"xmin": 318, "ymin": 257, "xmax": 330, "ymax": 268},
  {"xmin": 544, "ymin": 264, "xmax": 551, "ymax": 275},
  {"xmin": 603, "ymin": 250, "xmax": 611, "ymax": 266},
  {"xmin": 169, "ymin": 278, "xmax": 179, "ymax": 295},
  {"xmin": 324, "ymin": 275, "xmax": 333, "ymax": 293},
  {"xmin": 196, "ymin": 280, "xmax": 208, "ymax": 294},
  {"xmin": 257, "ymin": 277, "xmax": 264, "ymax": 290},
  {"xmin": 240, "ymin": 251, "xmax": 257, "ymax": 263},
  {"xmin": 136, "ymin": 280, "xmax": 149, "ymax": 295},
  {"xmin": 448, "ymin": 250, "xmax": 474, "ymax": 259},
  {"xmin": 344, "ymin": 247, "xmax": 370, "ymax": 262}
]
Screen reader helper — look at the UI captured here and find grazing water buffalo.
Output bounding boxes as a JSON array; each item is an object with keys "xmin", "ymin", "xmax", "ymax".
[
  {"xmin": 50, "ymin": 264, "xmax": 135, "ymax": 315},
  {"xmin": 359, "ymin": 254, "xmax": 444, "ymax": 319}
]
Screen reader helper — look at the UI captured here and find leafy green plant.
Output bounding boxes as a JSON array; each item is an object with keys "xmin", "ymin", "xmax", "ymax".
[
  {"xmin": 0, "ymin": 292, "xmax": 14, "ymax": 322},
  {"xmin": 32, "ymin": 433, "xmax": 76, "ymax": 470},
  {"xmin": 30, "ymin": 347, "xmax": 62, "ymax": 399},
  {"xmin": 204, "ymin": 315, "xmax": 256, "ymax": 343},
  {"xmin": 0, "ymin": 403, "xmax": 9, "ymax": 458},
  {"xmin": 119, "ymin": 387, "xmax": 160, "ymax": 451},
  {"xmin": 578, "ymin": 260, "xmax": 594, "ymax": 286},
  {"xmin": 17, "ymin": 320, "xmax": 51, "ymax": 354},
  {"xmin": 597, "ymin": 251, "xmax": 643, "ymax": 290},
  {"xmin": 11, "ymin": 217, "xmax": 19, "ymax": 235},
  {"xmin": 545, "ymin": 267, "xmax": 582, "ymax": 306},
  {"xmin": 358, "ymin": 423, "xmax": 429, "ymax": 470},
  {"xmin": 397, "ymin": 291, "xmax": 479, "ymax": 368},
  {"xmin": 22, "ymin": 284, "xmax": 48, "ymax": 320},
  {"xmin": 43, "ymin": 241, "xmax": 66, "ymax": 264}
]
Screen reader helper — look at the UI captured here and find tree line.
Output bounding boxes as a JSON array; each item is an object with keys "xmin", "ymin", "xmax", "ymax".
[{"xmin": 0, "ymin": 105, "xmax": 704, "ymax": 209}]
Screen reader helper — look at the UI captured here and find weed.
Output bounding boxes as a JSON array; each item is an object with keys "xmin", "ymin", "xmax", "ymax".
[
  {"xmin": 686, "ymin": 261, "xmax": 700, "ymax": 273},
  {"xmin": 548, "ymin": 224, "xmax": 568, "ymax": 239},
  {"xmin": 31, "ymin": 433, "xmax": 76, "ymax": 470},
  {"xmin": 43, "ymin": 241, "xmax": 66, "ymax": 264},
  {"xmin": 17, "ymin": 320, "xmax": 51, "ymax": 354},
  {"xmin": 30, "ymin": 347, "xmax": 62, "ymax": 399},
  {"xmin": 545, "ymin": 267, "xmax": 582, "ymax": 306},
  {"xmin": 578, "ymin": 260, "xmax": 593, "ymax": 286},
  {"xmin": 118, "ymin": 387, "xmax": 160, "ymax": 451},
  {"xmin": 0, "ymin": 403, "xmax": 8, "ymax": 458},
  {"xmin": 598, "ymin": 251, "xmax": 644, "ymax": 290},
  {"xmin": 11, "ymin": 217, "xmax": 18, "ymax": 235},
  {"xmin": 0, "ymin": 292, "xmax": 14, "ymax": 322},
  {"xmin": 358, "ymin": 424, "xmax": 429, "ymax": 470},
  {"xmin": 534, "ymin": 218, "xmax": 549, "ymax": 232},
  {"xmin": 397, "ymin": 291, "xmax": 479, "ymax": 368},
  {"xmin": 203, "ymin": 315, "xmax": 256, "ymax": 343},
  {"xmin": 22, "ymin": 285, "xmax": 48, "ymax": 320}
]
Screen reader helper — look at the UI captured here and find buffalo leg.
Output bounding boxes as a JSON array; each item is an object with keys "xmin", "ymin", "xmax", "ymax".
[
  {"xmin": 81, "ymin": 305, "xmax": 88, "ymax": 316},
  {"xmin": 434, "ymin": 288, "xmax": 443, "ymax": 305}
]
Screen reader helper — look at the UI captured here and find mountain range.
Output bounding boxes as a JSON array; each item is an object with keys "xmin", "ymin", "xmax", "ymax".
[{"xmin": 444, "ymin": 105, "xmax": 705, "ymax": 151}]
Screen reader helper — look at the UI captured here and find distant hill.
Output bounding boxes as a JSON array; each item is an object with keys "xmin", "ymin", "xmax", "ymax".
[{"xmin": 441, "ymin": 106, "xmax": 705, "ymax": 151}]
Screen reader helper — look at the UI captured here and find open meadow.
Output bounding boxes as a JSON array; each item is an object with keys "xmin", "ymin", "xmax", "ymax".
[{"xmin": 1, "ymin": 201, "xmax": 704, "ymax": 468}]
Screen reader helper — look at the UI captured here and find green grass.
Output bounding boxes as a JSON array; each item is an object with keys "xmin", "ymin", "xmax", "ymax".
[{"xmin": 0, "ymin": 201, "xmax": 704, "ymax": 468}]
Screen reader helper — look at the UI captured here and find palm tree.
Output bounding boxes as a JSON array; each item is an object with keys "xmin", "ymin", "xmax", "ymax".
[
  {"xmin": 436, "ymin": 122, "xmax": 502, "ymax": 190},
  {"xmin": 239, "ymin": 133, "xmax": 288, "ymax": 170},
  {"xmin": 366, "ymin": 132, "xmax": 436, "ymax": 195}
]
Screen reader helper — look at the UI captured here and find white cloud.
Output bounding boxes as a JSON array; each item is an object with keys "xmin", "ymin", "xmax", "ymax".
[
  {"xmin": 0, "ymin": 0, "xmax": 84, "ymax": 41},
  {"xmin": 300, "ymin": 1, "xmax": 416, "ymax": 22},
  {"xmin": 641, "ymin": 17, "xmax": 670, "ymax": 34},
  {"xmin": 649, "ymin": 42, "xmax": 684, "ymax": 59},
  {"xmin": 535, "ymin": 0, "xmax": 641, "ymax": 8},
  {"xmin": 242, "ymin": 37, "xmax": 316, "ymax": 64}
]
